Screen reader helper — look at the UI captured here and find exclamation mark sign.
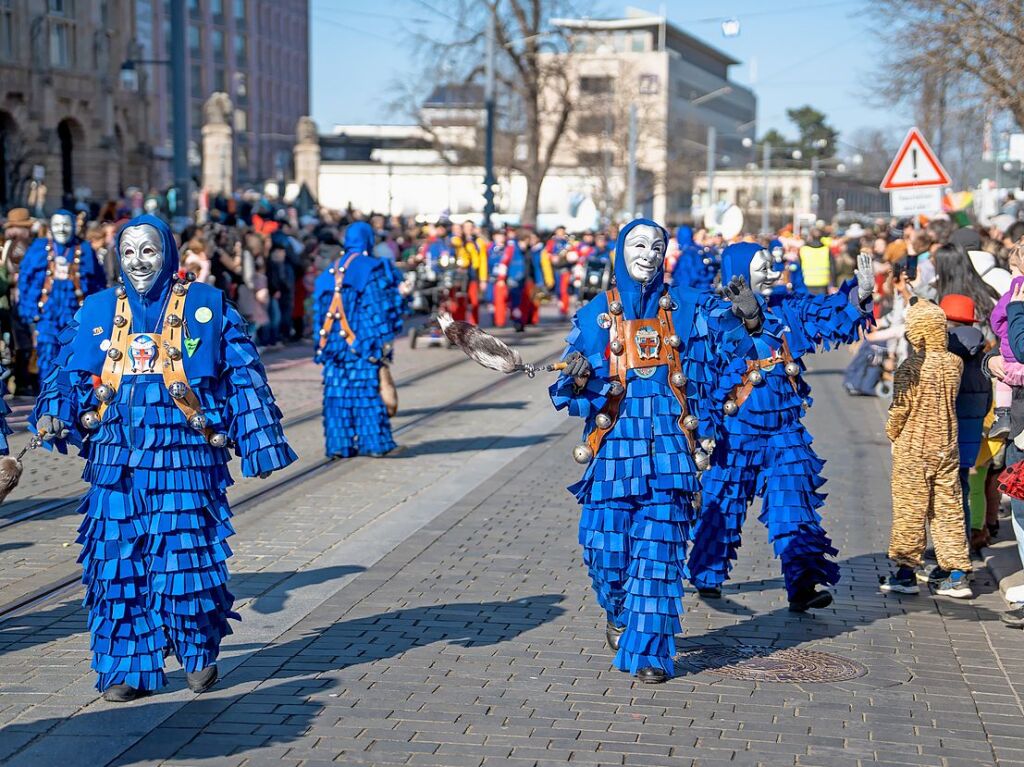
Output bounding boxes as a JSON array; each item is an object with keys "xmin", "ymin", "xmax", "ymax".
[{"xmin": 911, "ymin": 148, "xmax": 919, "ymax": 179}]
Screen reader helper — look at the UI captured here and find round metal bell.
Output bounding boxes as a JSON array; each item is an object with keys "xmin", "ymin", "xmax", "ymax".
[
  {"xmin": 172, "ymin": 283, "xmax": 187, "ymax": 296},
  {"xmin": 658, "ymin": 294, "xmax": 674, "ymax": 310},
  {"xmin": 693, "ymin": 448, "xmax": 710, "ymax": 471},
  {"xmin": 785, "ymin": 361, "xmax": 800, "ymax": 377},
  {"xmin": 318, "ymin": 328, "xmax": 327, "ymax": 337},
  {"xmin": 683, "ymin": 414, "xmax": 699, "ymax": 431},
  {"xmin": 167, "ymin": 346, "xmax": 182, "ymax": 361},
  {"xmin": 166, "ymin": 314, "xmax": 182, "ymax": 328},
  {"xmin": 186, "ymin": 272, "xmax": 197, "ymax": 283},
  {"xmin": 724, "ymin": 399, "xmax": 739, "ymax": 416},
  {"xmin": 608, "ymin": 300, "xmax": 624, "ymax": 315},
  {"xmin": 32, "ymin": 315, "xmax": 40, "ymax": 323},
  {"xmin": 188, "ymin": 413, "xmax": 208, "ymax": 431},
  {"xmin": 666, "ymin": 334, "xmax": 681, "ymax": 348},
  {"xmin": 596, "ymin": 312, "xmax": 612, "ymax": 329},
  {"xmin": 670, "ymin": 371, "xmax": 687, "ymax": 387},
  {"xmin": 80, "ymin": 410, "xmax": 100, "ymax": 430},
  {"xmin": 208, "ymin": 432, "xmax": 229, "ymax": 448},
  {"xmin": 572, "ymin": 444, "xmax": 594, "ymax": 464},
  {"xmin": 75, "ymin": 289, "xmax": 83, "ymax": 300},
  {"xmin": 94, "ymin": 384, "xmax": 115, "ymax": 403},
  {"xmin": 595, "ymin": 413, "xmax": 612, "ymax": 429},
  {"xmin": 703, "ymin": 257, "xmax": 712, "ymax": 266},
  {"xmin": 107, "ymin": 348, "xmax": 122, "ymax": 361},
  {"xmin": 328, "ymin": 267, "xmax": 335, "ymax": 275},
  {"xmin": 168, "ymin": 381, "xmax": 188, "ymax": 399},
  {"xmin": 610, "ymin": 339, "xmax": 624, "ymax": 355},
  {"xmin": 748, "ymin": 369, "xmax": 764, "ymax": 385},
  {"xmin": 333, "ymin": 312, "xmax": 342, "ymax": 320},
  {"xmin": 608, "ymin": 381, "xmax": 625, "ymax": 397},
  {"xmin": 116, "ymin": 286, "xmax": 127, "ymax": 298},
  {"xmin": 40, "ymin": 288, "xmax": 48, "ymax": 297}
]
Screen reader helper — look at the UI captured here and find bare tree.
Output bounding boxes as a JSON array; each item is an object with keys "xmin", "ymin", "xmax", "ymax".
[{"xmin": 399, "ymin": 0, "xmax": 578, "ymax": 227}]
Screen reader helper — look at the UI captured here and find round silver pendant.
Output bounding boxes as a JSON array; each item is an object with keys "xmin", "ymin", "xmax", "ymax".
[{"xmin": 596, "ymin": 312, "xmax": 612, "ymax": 329}]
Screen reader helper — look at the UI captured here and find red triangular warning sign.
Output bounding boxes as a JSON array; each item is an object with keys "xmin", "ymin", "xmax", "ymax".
[{"xmin": 880, "ymin": 127, "xmax": 951, "ymax": 191}]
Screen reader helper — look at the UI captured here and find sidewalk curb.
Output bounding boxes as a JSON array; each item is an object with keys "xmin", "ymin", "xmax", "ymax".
[{"xmin": 982, "ymin": 518, "xmax": 1023, "ymax": 604}]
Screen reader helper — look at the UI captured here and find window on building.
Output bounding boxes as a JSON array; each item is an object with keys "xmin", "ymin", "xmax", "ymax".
[
  {"xmin": 234, "ymin": 33, "xmax": 246, "ymax": 67},
  {"xmin": 631, "ymin": 32, "xmax": 650, "ymax": 52},
  {"xmin": 576, "ymin": 114, "xmax": 613, "ymax": 136},
  {"xmin": 188, "ymin": 0, "xmax": 200, "ymax": 19},
  {"xmin": 233, "ymin": 0, "xmax": 245, "ymax": 21},
  {"xmin": 579, "ymin": 76, "xmax": 612, "ymax": 95},
  {"xmin": 211, "ymin": 0, "xmax": 223, "ymax": 23},
  {"xmin": 233, "ymin": 71, "xmax": 247, "ymax": 102},
  {"xmin": 234, "ymin": 107, "xmax": 247, "ymax": 131},
  {"xmin": 49, "ymin": 16, "xmax": 74, "ymax": 68},
  {"xmin": 213, "ymin": 66, "xmax": 225, "ymax": 91},
  {"xmin": 190, "ymin": 61, "xmax": 203, "ymax": 97},
  {"xmin": 212, "ymin": 29, "xmax": 223, "ymax": 59},
  {"xmin": 188, "ymin": 24, "xmax": 201, "ymax": 57},
  {"xmin": 48, "ymin": 0, "xmax": 73, "ymax": 15},
  {"xmin": 638, "ymin": 73, "xmax": 659, "ymax": 95},
  {"xmin": 0, "ymin": 0, "xmax": 14, "ymax": 61}
]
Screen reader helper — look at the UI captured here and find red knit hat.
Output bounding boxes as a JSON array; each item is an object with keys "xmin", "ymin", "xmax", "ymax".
[{"xmin": 940, "ymin": 294, "xmax": 976, "ymax": 324}]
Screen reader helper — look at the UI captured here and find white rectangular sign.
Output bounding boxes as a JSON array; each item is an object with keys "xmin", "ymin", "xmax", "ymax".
[{"xmin": 890, "ymin": 186, "xmax": 943, "ymax": 217}]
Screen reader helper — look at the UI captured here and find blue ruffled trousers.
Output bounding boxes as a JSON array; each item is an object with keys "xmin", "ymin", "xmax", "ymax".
[
  {"xmin": 321, "ymin": 354, "xmax": 395, "ymax": 458},
  {"xmin": 686, "ymin": 424, "xmax": 840, "ymax": 600},
  {"xmin": 35, "ymin": 339, "xmax": 60, "ymax": 389},
  {"xmin": 579, "ymin": 489, "xmax": 694, "ymax": 677}
]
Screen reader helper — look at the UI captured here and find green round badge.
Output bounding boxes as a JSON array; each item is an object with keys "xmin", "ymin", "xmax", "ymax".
[{"xmin": 194, "ymin": 307, "xmax": 213, "ymax": 324}]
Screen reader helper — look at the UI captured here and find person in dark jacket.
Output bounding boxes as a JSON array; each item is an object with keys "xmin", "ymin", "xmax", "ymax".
[{"xmin": 940, "ymin": 294, "xmax": 992, "ymax": 538}]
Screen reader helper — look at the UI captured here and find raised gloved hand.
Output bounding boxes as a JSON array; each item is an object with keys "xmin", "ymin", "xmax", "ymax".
[
  {"xmin": 856, "ymin": 251, "xmax": 874, "ymax": 303},
  {"xmin": 564, "ymin": 351, "xmax": 592, "ymax": 383},
  {"xmin": 720, "ymin": 276, "xmax": 763, "ymax": 331},
  {"xmin": 36, "ymin": 415, "xmax": 69, "ymax": 442}
]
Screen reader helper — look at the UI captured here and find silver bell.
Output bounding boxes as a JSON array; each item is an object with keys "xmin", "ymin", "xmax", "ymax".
[
  {"xmin": 659, "ymin": 294, "xmax": 674, "ymax": 310},
  {"xmin": 703, "ymin": 257, "xmax": 712, "ymax": 266},
  {"xmin": 693, "ymin": 448, "xmax": 710, "ymax": 471},
  {"xmin": 208, "ymin": 432, "xmax": 229, "ymax": 448},
  {"xmin": 75, "ymin": 289, "xmax": 84, "ymax": 300},
  {"xmin": 116, "ymin": 286, "xmax": 127, "ymax": 298},
  {"xmin": 173, "ymin": 283, "xmax": 187, "ymax": 296},
  {"xmin": 596, "ymin": 312, "xmax": 612, "ymax": 329},
  {"xmin": 572, "ymin": 443, "xmax": 594, "ymax": 464},
  {"xmin": 683, "ymin": 414, "xmax": 699, "ymax": 431},
  {"xmin": 107, "ymin": 348, "xmax": 122, "ymax": 361},
  {"xmin": 80, "ymin": 410, "xmax": 100, "ymax": 430},
  {"xmin": 608, "ymin": 381, "xmax": 625, "ymax": 397},
  {"xmin": 166, "ymin": 314, "xmax": 182, "ymax": 328},
  {"xmin": 608, "ymin": 300, "xmax": 624, "ymax": 315},
  {"xmin": 748, "ymin": 369, "xmax": 764, "ymax": 385},
  {"xmin": 595, "ymin": 413, "xmax": 612, "ymax": 429},
  {"xmin": 188, "ymin": 413, "xmax": 208, "ymax": 431},
  {"xmin": 113, "ymin": 314, "xmax": 127, "ymax": 327},
  {"xmin": 166, "ymin": 346, "xmax": 182, "ymax": 361},
  {"xmin": 785, "ymin": 361, "xmax": 800, "ymax": 377},
  {"xmin": 670, "ymin": 371, "xmax": 686, "ymax": 387},
  {"xmin": 94, "ymin": 384, "xmax": 115, "ymax": 403},
  {"xmin": 724, "ymin": 399, "xmax": 739, "ymax": 416},
  {"xmin": 168, "ymin": 381, "xmax": 188, "ymax": 399},
  {"xmin": 666, "ymin": 334, "xmax": 681, "ymax": 348},
  {"xmin": 610, "ymin": 339, "xmax": 624, "ymax": 355},
  {"xmin": 318, "ymin": 328, "xmax": 327, "ymax": 337},
  {"xmin": 185, "ymin": 272, "xmax": 197, "ymax": 282}
]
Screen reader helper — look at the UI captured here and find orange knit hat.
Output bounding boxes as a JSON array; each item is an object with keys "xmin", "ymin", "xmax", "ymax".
[{"xmin": 939, "ymin": 294, "xmax": 976, "ymax": 324}]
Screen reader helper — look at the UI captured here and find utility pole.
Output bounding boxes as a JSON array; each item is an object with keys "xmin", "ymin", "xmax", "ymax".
[
  {"xmin": 169, "ymin": 0, "xmax": 190, "ymax": 219},
  {"xmin": 626, "ymin": 104, "xmax": 637, "ymax": 218},
  {"xmin": 811, "ymin": 154, "xmax": 820, "ymax": 219},
  {"xmin": 761, "ymin": 141, "xmax": 771, "ymax": 235},
  {"xmin": 482, "ymin": 14, "xmax": 496, "ymax": 232},
  {"xmin": 705, "ymin": 125, "xmax": 716, "ymax": 217}
]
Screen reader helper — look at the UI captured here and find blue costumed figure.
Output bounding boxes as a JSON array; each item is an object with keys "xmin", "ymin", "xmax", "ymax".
[
  {"xmin": 20, "ymin": 209, "xmax": 106, "ymax": 384},
  {"xmin": 31, "ymin": 215, "xmax": 296, "ymax": 702},
  {"xmin": 550, "ymin": 218, "xmax": 730, "ymax": 684},
  {"xmin": 685, "ymin": 242, "xmax": 874, "ymax": 611},
  {"xmin": 670, "ymin": 225, "xmax": 717, "ymax": 291},
  {"xmin": 314, "ymin": 221, "xmax": 402, "ymax": 458}
]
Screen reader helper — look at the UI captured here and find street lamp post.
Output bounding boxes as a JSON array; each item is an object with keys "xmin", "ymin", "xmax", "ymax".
[
  {"xmin": 706, "ymin": 125, "xmax": 716, "ymax": 217},
  {"xmin": 169, "ymin": 0, "xmax": 190, "ymax": 219},
  {"xmin": 482, "ymin": 15, "xmax": 496, "ymax": 232},
  {"xmin": 761, "ymin": 141, "xmax": 771, "ymax": 235}
]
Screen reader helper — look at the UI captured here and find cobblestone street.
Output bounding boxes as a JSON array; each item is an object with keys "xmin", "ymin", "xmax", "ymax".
[{"xmin": 1, "ymin": 333, "xmax": 1023, "ymax": 767}]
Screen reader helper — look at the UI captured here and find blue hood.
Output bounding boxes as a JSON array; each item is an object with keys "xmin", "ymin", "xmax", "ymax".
[
  {"xmin": 676, "ymin": 226, "xmax": 694, "ymax": 249},
  {"xmin": 112, "ymin": 214, "xmax": 181, "ymax": 332},
  {"xmin": 614, "ymin": 218, "xmax": 669, "ymax": 319},
  {"xmin": 344, "ymin": 221, "xmax": 375, "ymax": 256},
  {"xmin": 720, "ymin": 242, "xmax": 763, "ymax": 284}
]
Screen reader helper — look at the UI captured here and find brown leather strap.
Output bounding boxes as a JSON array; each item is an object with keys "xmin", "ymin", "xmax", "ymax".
[
  {"xmin": 37, "ymin": 242, "xmax": 83, "ymax": 316},
  {"xmin": 95, "ymin": 293, "xmax": 131, "ymax": 422},
  {"xmin": 728, "ymin": 334, "xmax": 800, "ymax": 409},
  {"xmin": 662, "ymin": 306, "xmax": 696, "ymax": 452},
  {"xmin": 318, "ymin": 254, "xmax": 358, "ymax": 350},
  {"xmin": 586, "ymin": 289, "xmax": 627, "ymax": 455}
]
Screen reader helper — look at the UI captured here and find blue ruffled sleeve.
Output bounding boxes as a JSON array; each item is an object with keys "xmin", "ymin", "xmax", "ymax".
[
  {"xmin": 219, "ymin": 305, "xmax": 297, "ymax": 476},
  {"xmin": 29, "ymin": 316, "xmax": 89, "ymax": 453},
  {"xmin": 780, "ymin": 278, "xmax": 869, "ymax": 354},
  {"xmin": 17, "ymin": 239, "xmax": 47, "ymax": 325},
  {"xmin": 81, "ymin": 242, "xmax": 107, "ymax": 294},
  {"xmin": 549, "ymin": 316, "xmax": 610, "ymax": 421}
]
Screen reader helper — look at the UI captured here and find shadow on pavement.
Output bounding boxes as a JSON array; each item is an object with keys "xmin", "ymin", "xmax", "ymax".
[
  {"xmin": 0, "ymin": 594, "xmax": 566, "ymax": 766},
  {"xmin": 0, "ymin": 541, "xmax": 33, "ymax": 554},
  {"xmin": 397, "ymin": 400, "xmax": 529, "ymax": 418},
  {"xmin": 396, "ymin": 433, "xmax": 552, "ymax": 458}
]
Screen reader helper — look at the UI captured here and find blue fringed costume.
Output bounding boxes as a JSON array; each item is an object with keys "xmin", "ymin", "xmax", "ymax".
[
  {"xmin": 314, "ymin": 222, "xmax": 403, "ymax": 458},
  {"xmin": 686, "ymin": 242, "xmax": 869, "ymax": 607},
  {"xmin": 671, "ymin": 226, "xmax": 717, "ymax": 291},
  {"xmin": 550, "ymin": 219, "xmax": 724, "ymax": 680},
  {"xmin": 19, "ymin": 210, "xmax": 106, "ymax": 384},
  {"xmin": 31, "ymin": 215, "xmax": 296, "ymax": 694}
]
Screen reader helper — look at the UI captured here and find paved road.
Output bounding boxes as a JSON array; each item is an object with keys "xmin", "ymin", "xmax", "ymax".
[{"xmin": 1, "ymin": 335, "xmax": 1023, "ymax": 767}]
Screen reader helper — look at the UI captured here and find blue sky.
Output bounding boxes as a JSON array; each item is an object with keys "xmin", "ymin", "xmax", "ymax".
[{"xmin": 310, "ymin": 0, "xmax": 907, "ymax": 145}]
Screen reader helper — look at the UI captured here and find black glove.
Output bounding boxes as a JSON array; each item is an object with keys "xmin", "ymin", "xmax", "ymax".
[
  {"xmin": 720, "ymin": 276, "xmax": 763, "ymax": 330},
  {"xmin": 36, "ymin": 415, "xmax": 69, "ymax": 442},
  {"xmin": 564, "ymin": 351, "xmax": 592, "ymax": 380}
]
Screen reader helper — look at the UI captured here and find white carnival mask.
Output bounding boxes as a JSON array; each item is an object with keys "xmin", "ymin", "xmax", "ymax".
[
  {"xmin": 749, "ymin": 248, "xmax": 783, "ymax": 295},
  {"xmin": 119, "ymin": 224, "xmax": 164, "ymax": 295},
  {"xmin": 623, "ymin": 224, "xmax": 666, "ymax": 283},
  {"xmin": 50, "ymin": 213, "xmax": 74, "ymax": 246}
]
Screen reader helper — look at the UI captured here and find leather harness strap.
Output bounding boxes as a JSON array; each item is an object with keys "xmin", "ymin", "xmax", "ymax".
[
  {"xmin": 318, "ymin": 254, "xmax": 358, "ymax": 350},
  {"xmin": 95, "ymin": 292, "xmax": 131, "ymax": 422},
  {"xmin": 37, "ymin": 242, "xmax": 84, "ymax": 317},
  {"xmin": 729, "ymin": 334, "xmax": 800, "ymax": 408}
]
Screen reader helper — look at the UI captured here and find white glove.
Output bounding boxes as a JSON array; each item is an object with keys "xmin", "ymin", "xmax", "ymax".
[{"xmin": 856, "ymin": 251, "xmax": 874, "ymax": 302}]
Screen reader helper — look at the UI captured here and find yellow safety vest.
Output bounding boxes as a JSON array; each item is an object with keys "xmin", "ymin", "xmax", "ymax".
[{"xmin": 799, "ymin": 244, "xmax": 831, "ymax": 288}]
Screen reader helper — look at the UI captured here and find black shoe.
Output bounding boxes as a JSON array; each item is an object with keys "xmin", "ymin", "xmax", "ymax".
[
  {"xmin": 789, "ymin": 588, "xmax": 833, "ymax": 612},
  {"xmin": 1001, "ymin": 606, "xmax": 1024, "ymax": 628},
  {"xmin": 102, "ymin": 684, "xmax": 152, "ymax": 703},
  {"xmin": 697, "ymin": 586, "xmax": 722, "ymax": 599},
  {"xmin": 186, "ymin": 665, "xmax": 218, "ymax": 693},
  {"xmin": 989, "ymin": 521, "xmax": 1001, "ymax": 538},
  {"xmin": 605, "ymin": 621, "xmax": 625, "ymax": 652},
  {"xmin": 635, "ymin": 667, "xmax": 668, "ymax": 684}
]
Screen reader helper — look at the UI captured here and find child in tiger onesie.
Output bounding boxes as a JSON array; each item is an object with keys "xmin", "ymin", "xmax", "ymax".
[{"xmin": 881, "ymin": 297, "xmax": 973, "ymax": 598}]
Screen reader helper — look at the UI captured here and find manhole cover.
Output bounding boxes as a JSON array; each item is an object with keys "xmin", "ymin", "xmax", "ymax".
[{"xmin": 678, "ymin": 644, "xmax": 868, "ymax": 683}]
